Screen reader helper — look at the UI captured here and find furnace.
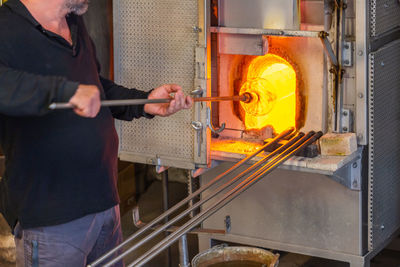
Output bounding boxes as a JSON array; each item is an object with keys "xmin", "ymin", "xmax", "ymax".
[{"xmin": 106, "ymin": 0, "xmax": 400, "ymax": 266}]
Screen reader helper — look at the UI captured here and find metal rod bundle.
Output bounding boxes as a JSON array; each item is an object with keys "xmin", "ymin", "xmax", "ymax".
[{"xmin": 88, "ymin": 127, "xmax": 322, "ymax": 267}]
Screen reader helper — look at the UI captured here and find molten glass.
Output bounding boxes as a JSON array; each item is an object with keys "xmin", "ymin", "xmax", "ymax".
[
  {"xmin": 240, "ymin": 78, "xmax": 277, "ymax": 117},
  {"xmin": 239, "ymin": 54, "xmax": 297, "ymax": 133}
]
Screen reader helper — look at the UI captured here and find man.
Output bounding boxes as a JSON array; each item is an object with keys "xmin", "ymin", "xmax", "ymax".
[{"xmin": 0, "ymin": 0, "xmax": 193, "ymax": 266}]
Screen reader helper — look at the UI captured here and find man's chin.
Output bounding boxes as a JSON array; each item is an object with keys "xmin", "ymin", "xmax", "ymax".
[
  {"xmin": 72, "ymin": 5, "xmax": 89, "ymax": 15},
  {"xmin": 66, "ymin": 0, "xmax": 89, "ymax": 16}
]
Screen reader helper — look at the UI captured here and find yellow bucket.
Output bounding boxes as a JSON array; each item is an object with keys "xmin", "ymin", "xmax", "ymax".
[{"xmin": 192, "ymin": 246, "xmax": 279, "ymax": 267}]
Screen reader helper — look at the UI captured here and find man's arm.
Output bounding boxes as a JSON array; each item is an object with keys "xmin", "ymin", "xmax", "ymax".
[
  {"xmin": 100, "ymin": 76, "xmax": 152, "ymax": 121},
  {"xmin": 0, "ymin": 62, "xmax": 101, "ymax": 118},
  {"xmin": 101, "ymin": 76, "xmax": 193, "ymax": 120},
  {"xmin": 0, "ymin": 63, "xmax": 78, "ymax": 116}
]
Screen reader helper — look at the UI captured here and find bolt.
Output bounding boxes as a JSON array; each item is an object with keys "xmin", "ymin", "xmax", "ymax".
[
  {"xmin": 344, "ymin": 44, "xmax": 350, "ymax": 49},
  {"xmin": 343, "ymin": 127, "xmax": 348, "ymax": 132},
  {"xmin": 381, "ymin": 224, "xmax": 385, "ymax": 230},
  {"xmin": 343, "ymin": 111, "xmax": 348, "ymax": 116},
  {"xmin": 192, "ymin": 26, "xmax": 202, "ymax": 33},
  {"xmin": 352, "ymin": 180, "xmax": 358, "ymax": 187},
  {"xmin": 344, "ymin": 60, "xmax": 350, "ymax": 65},
  {"xmin": 353, "ymin": 162, "xmax": 358, "ymax": 168},
  {"xmin": 358, "ymin": 93, "xmax": 364, "ymax": 99},
  {"xmin": 381, "ymin": 61, "xmax": 385, "ymax": 66},
  {"xmin": 358, "ymin": 50, "xmax": 364, "ymax": 56}
]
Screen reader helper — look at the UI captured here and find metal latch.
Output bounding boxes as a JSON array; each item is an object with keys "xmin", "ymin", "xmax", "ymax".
[{"xmin": 192, "ymin": 121, "xmax": 203, "ymax": 157}]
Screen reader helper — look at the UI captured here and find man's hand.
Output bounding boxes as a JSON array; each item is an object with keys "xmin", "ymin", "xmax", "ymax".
[
  {"xmin": 144, "ymin": 84, "xmax": 193, "ymax": 117},
  {"xmin": 68, "ymin": 85, "xmax": 101, "ymax": 118}
]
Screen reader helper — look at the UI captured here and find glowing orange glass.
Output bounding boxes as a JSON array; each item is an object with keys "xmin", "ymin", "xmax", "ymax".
[{"xmin": 240, "ymin": 54, "xmax": 297, "ymax": 133}]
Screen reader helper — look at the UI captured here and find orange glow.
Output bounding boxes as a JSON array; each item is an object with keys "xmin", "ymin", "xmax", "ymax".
[
  {"xmin": 211, "ymin": 139, "xmax": 264, "ymax": 155},
  {"xmin": 239, "ymin": 54, "xmax": 297, "ymax": 133}
]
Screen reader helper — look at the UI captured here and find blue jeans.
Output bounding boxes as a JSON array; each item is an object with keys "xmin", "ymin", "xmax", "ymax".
[{"xmin": 14, "ymin": 205, "xmax": 124, "ymax": 267}]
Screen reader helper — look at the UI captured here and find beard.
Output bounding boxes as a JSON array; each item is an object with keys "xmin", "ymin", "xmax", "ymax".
[{"xmin": 64, "ymin": 0, "xmax": 89, "ymax": 15}]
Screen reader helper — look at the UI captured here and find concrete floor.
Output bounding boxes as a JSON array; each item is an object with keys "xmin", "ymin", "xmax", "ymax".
[{"xmin": 120, "ymin": 180, "xmax": 400, "ymax": 267}]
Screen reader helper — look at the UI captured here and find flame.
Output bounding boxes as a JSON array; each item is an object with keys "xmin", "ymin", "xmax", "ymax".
[{"xmin": 239, "ymin": 54, "xmax": 297, "ymax": 133}]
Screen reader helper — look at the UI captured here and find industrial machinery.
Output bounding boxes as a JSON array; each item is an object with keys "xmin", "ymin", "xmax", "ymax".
[{"xmin": 91, "ymin": 0, "xmax": 400, "ymax": 266}]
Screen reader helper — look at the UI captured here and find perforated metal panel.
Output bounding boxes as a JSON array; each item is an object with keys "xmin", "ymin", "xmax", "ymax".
[
  {"xmin": 370, "ymin": 0, "xmax": 400, "ymax": 37},
  {"xmin": 368, "ymin": 38, "xmax": 400, "ymax": 250},
  {"xmin": 113, "ymin": 0, "xmax": 198, "ymax": 169}
]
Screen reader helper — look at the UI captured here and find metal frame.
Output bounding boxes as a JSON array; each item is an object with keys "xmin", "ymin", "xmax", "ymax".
[
  {"xmin": 355, "ymin": 0, "xmax": 369, "ymax": 145},
  {"xmin": 210, "ymin": 27, "xmax": 321, "ymax": 37}
]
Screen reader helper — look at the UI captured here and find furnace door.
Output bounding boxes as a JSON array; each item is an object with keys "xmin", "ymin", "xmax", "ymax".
[{"xmin": 113, "ymin": 0, "xmax": 208, "ymax": 169}]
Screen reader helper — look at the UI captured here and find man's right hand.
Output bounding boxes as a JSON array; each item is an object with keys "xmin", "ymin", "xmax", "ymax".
[{"xmin": 68, "ymin": 85, "xmax": 101, "ymax": 118}]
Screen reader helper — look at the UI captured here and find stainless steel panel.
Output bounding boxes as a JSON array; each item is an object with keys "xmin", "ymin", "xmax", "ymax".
[
  {"xmin": 113, "ymin": 0, "xmax": 199, "ymax": 169},
  {"xmin": 219, "ymin": 0, "xmax": 300, "ymax": 30},
  {"xmin": 218, "ymin": 34, "xmax": 266, "ymax": 55},
  {"xmin": 201, "ymin": 163, "xmax": 363, "ymax": 255},
  {"xmin": 370, "ymin": 0, "xmax": 400, "ymax": 37},
  {"xmin": 368, "ymin": 38, "xmax": 400, "ymax": 251}
]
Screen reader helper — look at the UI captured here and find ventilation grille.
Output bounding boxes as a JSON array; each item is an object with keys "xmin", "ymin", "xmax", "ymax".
[
  {"xmin": 370, "ymin": 0, "xmax": 400, "ymax": 37},
  {"xmin": 368, "ymin": 39, "xmax": 400, "ymax": 250}
]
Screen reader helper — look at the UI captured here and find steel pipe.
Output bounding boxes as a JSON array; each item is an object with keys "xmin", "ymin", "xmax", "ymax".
[
  {"xmin": 97, "ymin": 131, "xmax": 304, "ymax": 267},
  {"xmin": 88, "ymin": 127, "xmax": 295, "ymax": 267},
  {"xmin": 130, "ymin": 131, "xmax": 322, "ymax": 267},
  {"xmin": 48, "ymin": 93, "xmax": 252, "ymax": 110}
]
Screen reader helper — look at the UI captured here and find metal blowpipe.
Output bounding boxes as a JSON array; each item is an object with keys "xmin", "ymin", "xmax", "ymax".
[{"xmin": 48, "ymin": 93, "xmax": 252, "ymax": 110}]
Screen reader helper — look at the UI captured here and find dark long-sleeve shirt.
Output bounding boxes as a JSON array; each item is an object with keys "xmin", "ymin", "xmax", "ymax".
[{"xmin": 0, "ymin": 0, "xmax": 150, "ymax": 229}]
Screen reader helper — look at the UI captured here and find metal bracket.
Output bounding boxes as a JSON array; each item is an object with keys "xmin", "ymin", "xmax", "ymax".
[
  {"xmin": 341, "ymin": 109, "xmax": 352, "ymax": 133},
  {"xmin": 206, "ymin": 107, "xmax": 225, "ymax": 134},
  {"xmin": 331, "ymin": 155, "xmax": 362, "ymax": 191},
  {"xmin": 343, "ymin": 41, "xmax": 353, "ymax": 67},
  {"xmin": 155, "ymin": 156, "xmax": 169, "ymax": 173}
]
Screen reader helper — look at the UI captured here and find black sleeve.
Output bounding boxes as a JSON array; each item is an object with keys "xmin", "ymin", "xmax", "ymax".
[
  {"xmin": 0, "ymin": 62, "xmax": 78, "ymax": 117},
  {"xmin": 100, "ymin": 76, "xmax": 154, "ymax": 121}
]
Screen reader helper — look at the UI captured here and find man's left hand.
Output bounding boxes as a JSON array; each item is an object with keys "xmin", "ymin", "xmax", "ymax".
[{"xmin": 144, "ymin": 84, "xmax": 193, "ymax": 117}]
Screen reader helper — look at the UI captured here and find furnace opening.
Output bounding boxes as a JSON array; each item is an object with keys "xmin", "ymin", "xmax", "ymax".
[{"xmin": 238, "ymin": 54, "xmax": 297, "ymax": 133}]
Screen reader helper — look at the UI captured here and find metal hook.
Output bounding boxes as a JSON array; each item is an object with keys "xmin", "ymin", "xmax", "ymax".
[
  {"xmin": 206, "ymin": 107, "xmax": 225, "ymax": 134},
  {"xmin": 190, "ymin": 87, "xmax": 204, "ymax": 97}
]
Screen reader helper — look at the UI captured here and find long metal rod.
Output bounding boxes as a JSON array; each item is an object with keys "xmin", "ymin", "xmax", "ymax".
[
  {"xmin": 48, "ymin": 94, "xmax": 250, "ymax": 110},
  {"xmin": 98, "ymin": 131, "xmax": 303, "ymax": 267},
  {"xmin": 131, "ymin": 131, "xmax": 322, "ymax": 267},
  {"xmin": 88, "ymin": 127, "xmax": 294, "ymax": 267},
  {"xmin": 161, "ymin": 171, "xmax": 171, "ymax": 267}
]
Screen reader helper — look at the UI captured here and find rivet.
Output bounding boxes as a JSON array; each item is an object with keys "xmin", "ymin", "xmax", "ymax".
[
  {"xmin": 353, "ymin": 162, "xmax": 358, "ymax": 168},
  {"xmin": 358, "ymin": 50, "xmax": 364, "ymax": 56},
  {"xmin": 343, "ymin": 127, "xmax": 348, "ymax": 132},
  {"xmin": 358, "ymin": 93, "xmax": 364, "ymax": 99}
]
